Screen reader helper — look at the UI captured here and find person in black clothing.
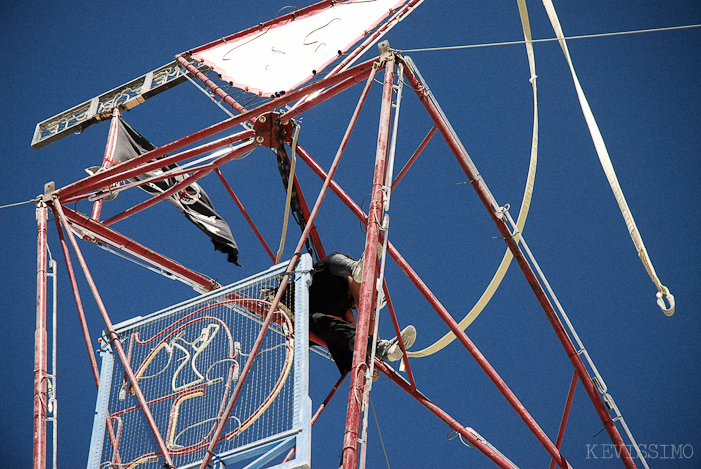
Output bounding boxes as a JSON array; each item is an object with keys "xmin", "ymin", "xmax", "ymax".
[{"xmin": 308, "ymin": 250, "xmax": 416, "ymax": 374}]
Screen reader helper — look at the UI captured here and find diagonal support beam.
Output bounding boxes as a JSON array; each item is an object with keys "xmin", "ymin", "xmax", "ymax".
[
  {"xmin": 400, "ymin": 54, "xmax": 635, "ymax": 468},
  {"xmin": 61, "ymin": 205, "xmax": 218, "ymax": 292},
  {"xmin": 51, "ymin": 199, "xmax": 175, "ymax": 468},
  {"xmin": 198, "ymin": 57, "xmax": 381, "ymax": 469},
  {"xmin": 550, "ymin": 373, "xmax": 579, "ymax": 469},
  {"xmin": 57, "ymin": 58, "xmax": 376, "ymax": 201},
  {"xmin": 375, "ymin": 361, "xmax": 518, "ymax": 469}
]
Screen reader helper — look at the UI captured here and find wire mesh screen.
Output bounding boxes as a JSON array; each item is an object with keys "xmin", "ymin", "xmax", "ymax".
[{"xmin": 87, "ymin": 257, "xmax": 310, "ymax": 469}]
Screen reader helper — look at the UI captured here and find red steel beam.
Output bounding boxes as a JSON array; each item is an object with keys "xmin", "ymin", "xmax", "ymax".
[
  {"xmin": 382, "ymin": 287, "xmax": 417, "ymax": 391},
  {"xmin": 57, "ymin": 58, "xmax": 375, "ymax": 201},
  {"xmin": 215, "ymin": 168, "xmax": 276, "ymax": 262},
  {"xmin": 33, "ymin": 203, "xmax": 48, "ymax": 469},
  {"xmin": 198, "ymin": 59, "xmax": 381, "ymax": 469},
  {"xmin": 400, "ymin": 55, "xmax": 635, "ymax": 468},
  {"xmin": 342, "ymin": 57, "xmax": 395, "ymax": 469},
  {"xmin": 52, "ymin": 215, "xmax": 101, "ymax": 386},
  {"xmin": 61, "ymin": 206, "xmax": 218, "ymax": 292},
  {"xmin": 101, "ymin": 141, "xmax": 256, "ymax": 227},
  {"xmin": 52, "ymin": 200, "xmax": 176, "ymax": 468},
  {"xmin": 550, "ymin": 373, "xmax": 579, "ymax": 469},
  {"xmin": 392, "ymin": 125, "xmax": 437, "ymax": 190},
  {"xmin": 375, "ymin": 360, "xmax": 519, "ymax": 469}
]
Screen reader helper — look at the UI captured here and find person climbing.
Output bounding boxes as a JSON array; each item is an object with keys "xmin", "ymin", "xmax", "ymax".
[{"xmin": 308, "ymin": 247, "xmax": 416, "ymax": 375}]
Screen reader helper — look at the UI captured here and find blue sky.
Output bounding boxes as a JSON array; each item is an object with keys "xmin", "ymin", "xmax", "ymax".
[{"xmin": 1, "ymin": 1, "xmax": 699, "ymax": 467}]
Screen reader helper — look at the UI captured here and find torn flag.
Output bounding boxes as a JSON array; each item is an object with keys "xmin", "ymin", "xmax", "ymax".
[{"xmin": 112, "ymin": 117, "xmax": 241, "ymax": 266}]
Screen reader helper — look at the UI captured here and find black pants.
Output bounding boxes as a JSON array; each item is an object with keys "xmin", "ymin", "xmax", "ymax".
[{"xmin": 310, "ymin": 312, "xmax": 356, "ymax": 373}]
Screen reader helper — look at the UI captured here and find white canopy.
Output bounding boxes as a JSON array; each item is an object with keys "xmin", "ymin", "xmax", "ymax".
[{"xmin": 192, "ymin": 0, "xmax": 410, "ymax": 96}]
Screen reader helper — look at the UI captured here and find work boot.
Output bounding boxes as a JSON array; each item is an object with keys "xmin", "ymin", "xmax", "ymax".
[{"xmin": 375, "ymin": 325, "xmax": 416, "ymax": 362}]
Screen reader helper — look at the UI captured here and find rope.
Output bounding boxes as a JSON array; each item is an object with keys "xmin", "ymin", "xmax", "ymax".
[
  {"xmin": 0, "ymin": 197, "xmax": 40, "ymax": 209},
  {"xmin": 401, "ymin": 24, "xmax": 701, "ymax": 53},
  {"xmin": 275, "ymin": 123, "xmax": 301, "ymax": 264},
  {"xmin": 541, "ymin": 0, "xmax": 673, "ymax": 316},
  {"xmin": 407, "ymin": 0, "xmax": 539, "ymax": 357},
  {"xmin": 370, "ymin": 395, "xmax": 392, "ymax": 469}
]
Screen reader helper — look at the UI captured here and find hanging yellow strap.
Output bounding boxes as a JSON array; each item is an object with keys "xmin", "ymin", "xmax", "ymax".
[
  {"xmin": 407, "ymin": 0, "xmax": 540, "ymax": 357},
  {"xmin": 541, "ymin": 0, "xmax": 674, "ymax": 316},
  {"xmin": 275, "ymin": 124, "xmax": 301, "ymax": 264}
]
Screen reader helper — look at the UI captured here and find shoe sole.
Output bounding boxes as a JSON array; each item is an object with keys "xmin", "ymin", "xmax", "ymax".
[
  {"xmin": 386, "ymin": 325, "xmax": 416, "ymax": 362},
  {"xmin": 352, "ymin": 243, "xmax": 385, "ymax": 284}
]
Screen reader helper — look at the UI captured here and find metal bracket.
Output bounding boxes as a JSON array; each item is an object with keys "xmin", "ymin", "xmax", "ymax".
[
  {"xmin": 378, "ymin": 40, "xmax": 394, "ymax": 63},
  {"xmin": 252, "ymin": 112, "xmax": 295, "ymax": 148}
]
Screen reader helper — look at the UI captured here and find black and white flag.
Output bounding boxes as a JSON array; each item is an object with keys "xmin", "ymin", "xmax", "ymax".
[{"xmin": 112, "ymin": 117, "xmax": 241, "ymax": 266}]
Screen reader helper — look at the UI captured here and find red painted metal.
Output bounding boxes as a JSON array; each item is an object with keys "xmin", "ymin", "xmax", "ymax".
[
  {"xmin": 251, "ymin": 112, "xmax": 294, "ymax": 148},
  {"xmin": 52, "ymin": 216, "xmax": 100, "ymax": 386},
  {"xmin": 392, "ymin": 125, "xmax": 437, "ymax": 190},
  {"xmin": 34, "ymin": 203, "xmax": 48, "ymax": 469},
  {"xmin": 215, "ymin": 168, "xmax": 276, "ymax": 262},
  {"xmin": 375, "ymin": 360, "xmax": 518, "ymax": 469},
  {"xmin": 52, "ymin": 206, "xmax": 124, "ymax": 465},
  {"xmin": 52, "ymin": 200, "xmax": 176, "ymax": 468},
  {"xmin": 198, "ymin": 56, "xmax": 380, "ymax": 469},
  {"xmin": 400, "ymin": 55, "xmax": 635, "ymax": 468},
  {"xmin": 91, "ymin": 108, "xmax": 121, "ymax": 220},
  {"xmin": 181, "ymin": 57, "xmax": 330, "ymax": 261},
  {"xmin": 176, "ymin": 56, "xmax": 249, "ymax": 115},
  {"xmin": 297, "ymin": 115, "xmax": 572, "ymax": 468},
  {"xmin": 382, "ymin": 288, "xmax": 417, "ymax": 390},
  {"xmin": 342, "ymin": 57, "xmax": 395, "ymax": 469},
  {"xmin": 101, "ymin": 140, "xmax": 256, "ymax": 227},
  {"xmin": 58, "ymin": 59, "xmax": 375, "ymax": 201},
  {"xmin": 550, "ymin": 373, "xmax": 579, "ymax": 469},
  {"xmin": 61, "ymin": 206, "xmax": 218, "ymax": 291},
  {"xmin": 60, "ymin": 129, "xmax": 254, "ymax": 206}
]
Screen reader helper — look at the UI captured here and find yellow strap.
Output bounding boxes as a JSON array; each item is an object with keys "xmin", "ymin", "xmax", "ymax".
[
  {"xmin": 408, "ymin": 0, "xmax": 539, "ymax": 357},
  {"xmin": 275, "ymin": 124, "xmax": 301, "ymax": 264},
  {"xmin": 541, "ymin": 0, "xmax": 674, "ymax": 316}
]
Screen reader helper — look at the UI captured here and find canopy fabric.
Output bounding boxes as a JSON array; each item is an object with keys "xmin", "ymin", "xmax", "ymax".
[{"xmin": 191, "ymin": 0, "xmax": 409, "ymax": 96}]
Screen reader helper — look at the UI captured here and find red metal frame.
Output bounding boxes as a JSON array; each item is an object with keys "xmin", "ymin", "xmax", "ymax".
[
  {"xmin": 198, "ymin": 59, "xmax": 381, "ymax": 469},
  {"xmin": 550, "ymin": 373, "xmax": 579, "ymax": 469},
  {"xmin": 52, "ymin": 200, "xmax": 176, "ymax": 468},
  {"xmin": 399, "ymin": 55, "xmax": 636, "ymax": 468},
  {"xmin": 34, "ymin": 203, "xmax": 49, "ymax": 469},
  {"xmin": 32, "ymin": 42, "xmax": 641, "ymax": 469},
  {"xmin": 342, "ymin": 57, "xmax": 396, "ymax": 469},
  {"xmin": 215, "ymin": 168, "xmax": 276, "ymax": 262},
  {"xmin": 376, "ymin": 360, "xmax": 519, "ymax": 469}
]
